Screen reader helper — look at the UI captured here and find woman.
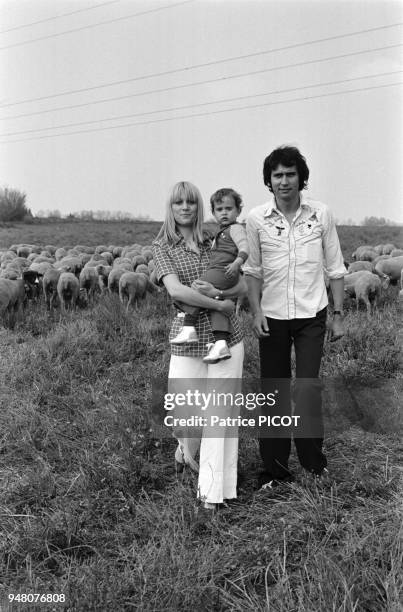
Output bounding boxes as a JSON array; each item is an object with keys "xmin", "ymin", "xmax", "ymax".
[{"xmin": 152, "ymin": 181, "xmax": 245, "ymax": 509}]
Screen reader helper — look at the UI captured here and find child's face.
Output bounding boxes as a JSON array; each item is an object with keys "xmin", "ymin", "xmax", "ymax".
[{"xmin": 213, "ymin": 196, "xmax": 239, "ymax": 225}]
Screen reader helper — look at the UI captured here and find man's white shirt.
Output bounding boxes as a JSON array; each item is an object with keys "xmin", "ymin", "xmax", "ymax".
[{"xmin": 244, "ymin": 194, "xmax": 347, "ymax": 320}]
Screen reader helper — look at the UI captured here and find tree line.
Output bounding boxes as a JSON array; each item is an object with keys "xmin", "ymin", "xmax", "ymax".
[{"xmin": 0, "ymin": 186, "xmax": 400, "ymax": 226}]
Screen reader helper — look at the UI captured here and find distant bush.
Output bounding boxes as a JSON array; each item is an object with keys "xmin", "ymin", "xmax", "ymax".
[{"xmin": 0, "ymin": 186, "xmax": 32, "ymax": 222}]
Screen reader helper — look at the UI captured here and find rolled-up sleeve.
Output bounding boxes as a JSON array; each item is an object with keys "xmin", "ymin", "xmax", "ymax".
[
  {"xmin": 321, "ymin": 207, "xmax": 347, "ymax": 279},
  {"xmin": 243, "ymin": 211, "xmax": 263, "ymax": 280},
  {"xmin": 152, "ymin": 241, "xmax": 177, "ymax": 284}
]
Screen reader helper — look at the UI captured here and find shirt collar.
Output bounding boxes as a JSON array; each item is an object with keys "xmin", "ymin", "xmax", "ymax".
[{"xmin": 263, "ymin": 193, "xmax": 311, "ymax": 218}]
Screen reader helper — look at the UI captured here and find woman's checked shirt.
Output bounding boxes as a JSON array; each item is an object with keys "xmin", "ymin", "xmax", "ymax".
[{"xmin": 152, "ymin": 234, "xmax": 243, "ymax": 357}]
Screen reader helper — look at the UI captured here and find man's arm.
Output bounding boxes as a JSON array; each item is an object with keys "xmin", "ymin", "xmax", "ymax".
[
  {"xmin": 243, "ymin": 211, "xmax": 270, "ymax": 337},
  {"xmin": 329, "ymin": 277, "xmax": 345, "ymax": 341},
  {"xmin": 246, "ymin": 275, "xmax": 270, "ymax": 337}
]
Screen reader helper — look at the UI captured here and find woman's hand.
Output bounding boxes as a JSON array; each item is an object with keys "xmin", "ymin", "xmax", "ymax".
[{"xmin": 191, "ymin": 279, "xmax": 217, "ymax": 297}]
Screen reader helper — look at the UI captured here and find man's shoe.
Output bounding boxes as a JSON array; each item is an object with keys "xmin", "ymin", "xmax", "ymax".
[
  {"xmin": 311, "ymin": 467, "xmax": 329, "ymax": 481},
  {"xmin": 171, "ymin": 326, "xmax": 199, "ymax": 344},
  {"xmin": 258, "ymin": 474, "xmax": 295, "ymax": 490},
  {"xmin": 203, "ymin": 340, "xmax": 231, "ymax": 364}
]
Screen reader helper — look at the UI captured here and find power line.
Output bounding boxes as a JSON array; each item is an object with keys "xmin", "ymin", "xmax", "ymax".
[
  {"xmin": 1, "ymin": 81, "xmax": 401, "ymax": 145},
  {"xmin": 1, "ymin": 41, "xmax": 401, "ymax": 120},
  {"xmin": 0, "ymin": 0, "xmax": 122, "ymax": 34},
  {"xmin": 0, "ymin": 22, "xmax": 401, "ymax": 105},
  {"xmin": 0, "ymin": 0, "xmax": 194, "ymax": 51},
  {"xmin": 2, "ymin": 70, "xmax": 400, "ymax": 138}
]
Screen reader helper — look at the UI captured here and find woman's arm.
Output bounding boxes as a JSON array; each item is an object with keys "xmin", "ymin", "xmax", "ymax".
[
  {"xmin": 191, "ymin": 275, "xmax": 248, "ymax": 299},
  {"xmin": 162, "ymin": 273, "xmax": 234, "ymax": 314}
]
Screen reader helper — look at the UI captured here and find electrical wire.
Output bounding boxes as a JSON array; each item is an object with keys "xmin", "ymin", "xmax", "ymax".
[
  {"xmin": 1, "ymin": 81, "xmax": 401, "ymax": 145},
  {"xmin": 0, "ymin": 0, "xmax": 122, "ymax": 34},
  {"xmin": 2, "ymin": 70, "xmax": 401, "ymax": 138},
  {"xmin": 0, "ymin": 0, "xmax": 194, "ymax": 51},
  {"xmin": 1, "ymin": 42, "xmax": 402, "ymax": 120},
  {"xmin": 0, "ymin": 22, "xmax": 401, "ymax": 106}
]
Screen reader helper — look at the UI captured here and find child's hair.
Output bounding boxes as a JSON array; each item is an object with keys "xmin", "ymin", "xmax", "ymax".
[{"xmin": 210, "ymin": 188, "xmax": 243, "ymax": 214}]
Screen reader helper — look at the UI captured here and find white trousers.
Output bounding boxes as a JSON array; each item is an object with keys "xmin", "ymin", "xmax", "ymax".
[{"xmin": 168, "ymin": 341, "xmax": 244, "ymax": 504}]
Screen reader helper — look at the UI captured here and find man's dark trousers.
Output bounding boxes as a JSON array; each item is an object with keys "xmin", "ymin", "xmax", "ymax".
[{"xmin": 259, "ymin": 307, "xmax": 327, "ymax": 480}]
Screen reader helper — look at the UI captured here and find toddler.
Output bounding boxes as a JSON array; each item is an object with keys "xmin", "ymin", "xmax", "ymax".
[{"xmin": 171, "ymin": 188, "xmax": 249, "ymax": 363}]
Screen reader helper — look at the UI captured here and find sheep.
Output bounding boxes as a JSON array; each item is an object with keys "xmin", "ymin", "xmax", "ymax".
[
  {"xmin": 43, "ymin": 268, "xmax": 61, "ymax": 311},
  {"xmin": 0, "ymin": 278, "xmax": 26, "ymax": 327},
  {"xmin": 22, "ymin": 269, "xmax": 44, "ymax": 300},
  {"xmin": 16, "ymin": 246, "xmax": 31, "ymax": 258},
  {"xmin": 355, "ymin": 248, "xmax": 378, "ymax": 262},
  {"xmin": 96, "ymin": 264, "xmax": 111, "ymax": 292},
  {"xmin": 344, "ymin": 271, "xmax": 389, "ymax": 316},
  {"xmin": 373, "ymin": 244, "xmax": 384, "ymax": 255},
  {"xmin": 135, "ymin": 263, "xmax": 149, "ymax": 275},
  {"xmin": 141, "ymin": 249, "xmax": 154, "ymax": 263},
  {"xmin": 382, "ymin": 244, "xmax": 395, "ymax": 255},
  {"xmin": 100, "ymin": 251, "xmax": 113, "ymax": 265},
  {"xmin": 55, "ymin": 247, "xmax": 67, "ymax": 261},
  {"xmin": 79, "ymin": 267, "xmax": 100, "ymax": 304},
  {"xmin": 347, "ymin": 261, "xmax": 374, "ymax": 274},
  {"xmin": 373, "ymin": 254, "xmax": 391, "ymax": 264},
  {"xmin": 351, "ymin": 245, "xmax": 375, "ymax": 260},
  {"xmin": 54, "ymin": 256, "xmax": 82, "ymax": 276},
  {"xmin": 113, "ymin": 246, "xmax": 123, "ymax": 258},
  {"xmin": 118, "ymin": 272, "xmax": 159, "ymax": 311},
  {"xmin": 390, "ymin": 248, "xmax": 403, "ymax": 257},
  {"xmin": 107, "ymin": 267, "xmax": 128, "ymax": 294},
  {"xmin": 95, "ymin": 244, "xmax": 108, "ymax": 254},
  {"xmin": 374, "ymin": 255, "xmax": 403, "ymax": 285},
  {"xmin": 132, "ymin": 255, "xmax": 147, "ymax": 268},
  {"xmin": 44, "ymin": 245, "xmax": 57, "ymax": 255},
  {"xmin": 57, "ymin": 272, "xmax": 80, "ymax": 311}
]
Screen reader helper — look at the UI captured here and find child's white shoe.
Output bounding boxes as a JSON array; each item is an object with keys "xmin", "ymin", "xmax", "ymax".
[
  {"xmin": 203, "ymin": 340, "xmax": 231, "ymax": 363},
  {"xmin": 171, "ymin": 326, "xmax": 199, "ymax": 344}
]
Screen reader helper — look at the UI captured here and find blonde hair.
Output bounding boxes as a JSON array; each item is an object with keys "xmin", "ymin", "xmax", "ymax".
[{"xmin": 156, "ymin": 181, "xmax": 205, "ymax": 245}]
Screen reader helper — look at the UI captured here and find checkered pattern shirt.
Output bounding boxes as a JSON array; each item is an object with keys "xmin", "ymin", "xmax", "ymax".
[{"xmin": 152, "ymin": 233, "xmax": 243, "ymax": 357}]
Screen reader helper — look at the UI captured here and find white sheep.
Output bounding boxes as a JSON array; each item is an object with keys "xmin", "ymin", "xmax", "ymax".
[
  {"xmin": 43, "ymin": 268, "xmax": 62, "ymax": 311},
  {"xmin": 0, "ymin": 278, "xmax": 26, "ymax": 327},
  {"xmin": 351, "ymin": 245, "xmax": 375, "ymax": 260},
  {"xmin": 118, "ymin": 272, "xmax": 159, "ymax": 311},
  {"xmin": 347, "ymin": 261, "xmax": 374, "ymax": 274},
  {"xmin": 79, "ymin": 267, "xmax": 100, "ymax": 304},
  {"xmin": 57, "ymin": 272, "xmax": 80, "ymax": 311},
  {"xmin": 374, "ymin": 255, "xmax": 403, "ymax": 284},
  {"xmin": 390, "ymin": 248, "xmax": 403, "ymax": 257},
  {"xmin": 382, "ymin": 244, "xmax": 395, "ymax": 255},
  {"xmin": 344, "ymin": 271, "xmax": 389, "ymax": 316},
  {"xmin": 108, "ymin": 267, "xmax": 128, "ymax": 294}
]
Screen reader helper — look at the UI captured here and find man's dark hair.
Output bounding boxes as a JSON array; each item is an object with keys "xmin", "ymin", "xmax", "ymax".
[
  {"xmin": 263, "ymin": 146, "xmax": 309, "ymax": 192},
  {"xmin": 210, "ymin": 187, "xmax": 243, "ymax": 213}
]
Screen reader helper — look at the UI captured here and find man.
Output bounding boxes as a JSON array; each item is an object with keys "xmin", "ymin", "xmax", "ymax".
[{"xmin": 244, "ymin": 145, "xmax": 346, "ymax": 489}]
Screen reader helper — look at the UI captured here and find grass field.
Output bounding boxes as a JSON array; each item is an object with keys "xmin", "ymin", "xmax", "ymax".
[{"xmin": 0, "ymin": 222, "xmax": 402, "ymax": 611}]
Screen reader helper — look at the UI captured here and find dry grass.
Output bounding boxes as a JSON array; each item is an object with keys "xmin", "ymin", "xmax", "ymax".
[{"xmin": 0, "ymin": 222, "xmax": 402, "ymax": 611}]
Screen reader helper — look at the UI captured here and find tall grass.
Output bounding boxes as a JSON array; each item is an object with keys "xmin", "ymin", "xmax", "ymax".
[{"xmin": 0, "ymin": 285, "xmax": 401, "ymax": 611}]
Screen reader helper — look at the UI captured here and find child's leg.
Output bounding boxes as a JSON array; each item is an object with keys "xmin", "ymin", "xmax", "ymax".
[{"xmin": 171, "ymin": 303, "xmax": 200, "ymax": 344}]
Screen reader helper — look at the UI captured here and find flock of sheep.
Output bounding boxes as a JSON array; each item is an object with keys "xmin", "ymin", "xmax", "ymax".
[
  {"xmin": 343, "ymin": 243, "xmax": 403, "ymax": 315},
  {"xmin": 0, "ymin": 242, "xmax": 159, "ymax": 324},
  {"xmin": 0, "ymin": 239, "xmax": 402, "ymax": 326}
]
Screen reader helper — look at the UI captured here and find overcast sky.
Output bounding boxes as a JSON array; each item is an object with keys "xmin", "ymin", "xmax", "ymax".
[{"xmin": 0, "ymin": 0, "xmax": 402, "ymax": 223}]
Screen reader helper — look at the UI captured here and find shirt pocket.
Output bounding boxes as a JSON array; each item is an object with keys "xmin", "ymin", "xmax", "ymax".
[
  {"xmin": 295, "ymin": 221, "xmax": 323, "ymax": 263},
  {"xmin": 259, "ymin": 224, "xmax": 286, "ymax": 269}
]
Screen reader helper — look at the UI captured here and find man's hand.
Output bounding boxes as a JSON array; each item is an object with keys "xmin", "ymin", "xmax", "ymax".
[
  {"xmin": 328, "ymin": 315, "xmax": 345, "ymax": 342},
  {"xmin": 218, "ymin": 299, "xmax": 235, "ymax": 316},
  {"xmin": 191, "ymin": 279, "xmax": 216, "ymax": 297},
  {"xmin": 252, "ymin": 312, "xmax": 270, "ymax": 338},
  {"xmin": 224, "ymin": 261, "xmax": 241, "ymax": 280}
]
